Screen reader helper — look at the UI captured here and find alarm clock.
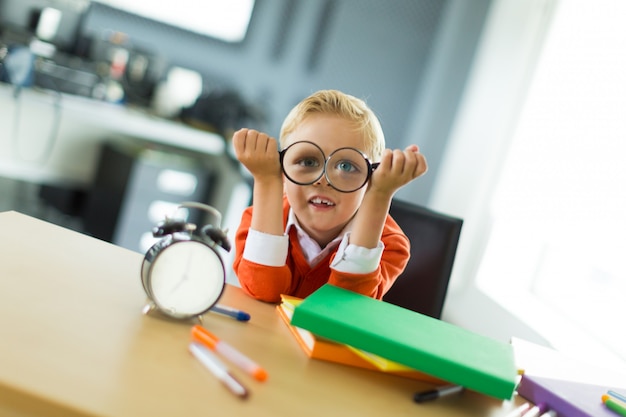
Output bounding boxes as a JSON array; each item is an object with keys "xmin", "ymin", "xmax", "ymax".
[{"xmin": 140, "ymin": 202, "xmax": 231, "ymax": 321}]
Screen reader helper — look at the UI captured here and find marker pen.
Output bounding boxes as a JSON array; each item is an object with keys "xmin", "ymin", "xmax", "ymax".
[
  {"xmin": 504, "ymin": 402, "xmax": 531, "ymax": 417},
  {"xmin": 413, "ymin": 385, "xmax": 464, "ymax": 403}
]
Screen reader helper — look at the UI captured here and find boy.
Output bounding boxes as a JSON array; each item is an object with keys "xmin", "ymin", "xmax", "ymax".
[{"xmin": 232, "ymin": 90, "xmax": 427, "ymax": 303}]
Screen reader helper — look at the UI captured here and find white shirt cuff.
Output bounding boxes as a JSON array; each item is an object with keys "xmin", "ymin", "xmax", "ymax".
[
  {"xmin": 330, "ymin": 232, "xmax": 384, "ymax": 274},
  {"xmin": 242, "ymin": 228, "xmax": 289, "ymax": 266}
]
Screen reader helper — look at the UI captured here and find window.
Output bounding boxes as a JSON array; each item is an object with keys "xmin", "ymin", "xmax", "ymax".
[
  {"xmin": 476, "ymin": 0, "xmax": 626, "ymax": 366},
  {"xmin": 94, "ymin": 0, "xmax": 255, "ymax": 42},
  {"xmin": 433, "ymin": 0, "xmax": 626, "ymax": 372}
]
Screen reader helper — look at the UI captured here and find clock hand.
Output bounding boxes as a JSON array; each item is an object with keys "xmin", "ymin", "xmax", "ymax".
[
  {"xmin": 170, "ymin": 251, "xmax": 193, "ymax": 294},
  {"xmin": 183, "ymin": 249, "xmax": 193, "ymax": 277}
]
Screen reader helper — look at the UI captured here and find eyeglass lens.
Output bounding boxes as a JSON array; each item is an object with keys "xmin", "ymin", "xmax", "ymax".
[{"xmin": 280, "ymin": 141, "xmax": 374, "ymax": 192}]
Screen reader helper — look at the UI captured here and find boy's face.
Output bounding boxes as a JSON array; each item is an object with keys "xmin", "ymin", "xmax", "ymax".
[{"xmin": 283, "ymin": 114, "xmax": 368, "ymax": 247}]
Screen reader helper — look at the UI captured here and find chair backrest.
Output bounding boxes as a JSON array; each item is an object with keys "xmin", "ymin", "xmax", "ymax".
[{"xmin": 382, "ymin": 199, "xmax": 463, "ymax": 319}]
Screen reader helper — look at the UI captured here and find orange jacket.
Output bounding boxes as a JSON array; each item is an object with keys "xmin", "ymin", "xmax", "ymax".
[{"xmin": 232, "ymin": 197, "xmax": 410, "ymax": 303}]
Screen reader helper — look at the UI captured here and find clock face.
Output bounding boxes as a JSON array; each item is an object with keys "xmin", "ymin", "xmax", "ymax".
[{"xmin": 149, "ymin": 240, "xmax": 225, "ymax": 317}]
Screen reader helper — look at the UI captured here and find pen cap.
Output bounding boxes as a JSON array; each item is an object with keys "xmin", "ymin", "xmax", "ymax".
[
  {"xmin": 191, "ymin": 325, "xmax": 218, "ymax": 349},
  {"xmin": 414, "ymin": 390, "xmax": 439, "ymax": 403}
]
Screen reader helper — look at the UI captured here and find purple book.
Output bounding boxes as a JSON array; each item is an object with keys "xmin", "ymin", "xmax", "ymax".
[{"xmin": 517, "ymin": 374, "xmax": 626, "ymax": 417}]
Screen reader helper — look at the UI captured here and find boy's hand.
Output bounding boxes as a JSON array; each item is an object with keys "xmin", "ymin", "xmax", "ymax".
[
  {"xmin": 232, "ymin": 128, "xmax": 282, "ymax": 181},
  {"xmin": 350, "ymin": 145, "xmax": 427, "ymax": 249},
  {"xmin": 369, "ymin": 145, "xmax": 427, "ymax": 196}
]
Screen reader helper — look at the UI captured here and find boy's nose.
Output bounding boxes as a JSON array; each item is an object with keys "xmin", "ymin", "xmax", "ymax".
[{"xmin": 314, "ymin": 175, "xmax": 331, "ymax": 187}]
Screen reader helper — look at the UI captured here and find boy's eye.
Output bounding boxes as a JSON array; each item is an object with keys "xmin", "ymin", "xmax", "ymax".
[
  {"xmin": 297, "ymin": 157, "xmax": 321, "ymax": 168},
  {"xmin": 336, "ymin": 160, "xmax": 358, "ymax": 173}
]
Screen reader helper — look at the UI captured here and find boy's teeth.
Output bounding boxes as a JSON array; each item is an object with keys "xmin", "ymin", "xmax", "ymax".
[{"xmin": 311, "ymin": 197, "xmax": 334, "ymax": 206}]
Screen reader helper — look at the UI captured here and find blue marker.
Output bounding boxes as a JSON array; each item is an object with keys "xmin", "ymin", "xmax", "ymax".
[
  {"xmin": 211, "ymin": 304, "xmax": 251, "ymax": 321},
  {"xmin": 609, "ymin": 390, "xmax": 626, "ymax": 403}
]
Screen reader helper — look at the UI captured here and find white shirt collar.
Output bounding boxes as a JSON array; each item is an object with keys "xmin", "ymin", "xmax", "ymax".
[{"xmin": 286, "ymin": 208, "xmax": 354, "ymax": 266}]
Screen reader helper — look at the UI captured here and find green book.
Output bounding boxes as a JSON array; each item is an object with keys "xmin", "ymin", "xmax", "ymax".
[{"xmin": 290, "ymin": 284, "xmax": 518, "ymax": 399}]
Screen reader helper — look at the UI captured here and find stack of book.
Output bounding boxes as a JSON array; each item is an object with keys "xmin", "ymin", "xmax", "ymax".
[
  {"xmin": 277, "ymin": 294, "xmax": 445, "ymax": 383},
  {"xmin": 512, "ymin": 337, "xmax": 626, "ymax": 417},
  {"xmin": 517, "ymin": 374, "xmax": 626, "ymax": 417},
  {"xmin": 279, "ymin": 284, "xmax": 519, "ymax": 400}
]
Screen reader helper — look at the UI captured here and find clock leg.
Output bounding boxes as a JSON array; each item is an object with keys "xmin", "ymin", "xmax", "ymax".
[{"xmin": 142, "ymin": 301, "xmax": 156, "ymax": 315}]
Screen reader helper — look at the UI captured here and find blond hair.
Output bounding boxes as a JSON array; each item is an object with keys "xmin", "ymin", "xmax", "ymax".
[{"xmin": 279, "ymin": 90, "xmax": 385, "ymax": 161}]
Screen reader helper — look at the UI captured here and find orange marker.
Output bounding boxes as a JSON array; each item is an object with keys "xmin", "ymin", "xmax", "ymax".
[{"xmin": 191, "ymin": 325, "xmax": 268, "ymax": 382}]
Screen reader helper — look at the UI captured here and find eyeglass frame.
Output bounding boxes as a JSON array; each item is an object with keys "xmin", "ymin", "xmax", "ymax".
[{"xmin": 278, "ymin": 140, "xmax": 379, "ymax": 193}]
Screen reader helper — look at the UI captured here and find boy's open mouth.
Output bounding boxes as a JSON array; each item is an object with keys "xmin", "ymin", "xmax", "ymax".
[{"xmin": 309, "ymin": 197, "xmax": 335, "ymax": 207}]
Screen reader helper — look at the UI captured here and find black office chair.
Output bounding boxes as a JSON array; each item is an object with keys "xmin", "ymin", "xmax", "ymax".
[{"xmin": 382, "ymin": 199, "xmax": 463, "ymax": 319}]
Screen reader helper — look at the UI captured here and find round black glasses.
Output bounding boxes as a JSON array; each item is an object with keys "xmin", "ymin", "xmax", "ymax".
[{"xmin": 279, "ymin": 141, "xmax": 379, "ymax": 193}]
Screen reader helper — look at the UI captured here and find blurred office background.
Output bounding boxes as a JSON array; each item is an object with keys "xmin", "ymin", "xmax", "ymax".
[{"xmin": 1, "ymin": 0, "xmax": 624, "ymax": 373}]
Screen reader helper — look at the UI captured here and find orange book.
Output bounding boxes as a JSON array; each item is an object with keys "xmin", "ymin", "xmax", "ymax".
[{"xmin": 277, "ymin": 295, "xmax": 445, "ymax": 384}]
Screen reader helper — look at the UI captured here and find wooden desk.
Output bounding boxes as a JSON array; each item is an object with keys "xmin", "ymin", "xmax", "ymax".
[{"xmin": 0, "ymin": 211, "xmax": 524, "ymax": 417}]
